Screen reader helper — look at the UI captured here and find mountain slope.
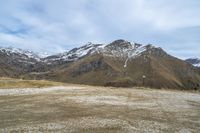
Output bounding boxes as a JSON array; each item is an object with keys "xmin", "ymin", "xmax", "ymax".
[
  {"xmin": 24, "ymin": 40, "xmax": 200, "ymax": 90},
  {"xmin": 1, "ymin": 40, "xmax": 200, "ymax": 90},
  {"xmin": 0, "ymin": 47, "xmax": 41, "ymax": 77}
]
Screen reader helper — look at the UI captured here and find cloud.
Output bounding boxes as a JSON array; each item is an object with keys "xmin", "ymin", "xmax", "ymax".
[{"xmin": 0, "ymin": 0, "xmax": 199, "ymax": 58}]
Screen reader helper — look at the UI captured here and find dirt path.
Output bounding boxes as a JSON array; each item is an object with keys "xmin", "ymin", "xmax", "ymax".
[{"xmin": 0, "ymin": 85, "xmax": 200, "ymax": 132}]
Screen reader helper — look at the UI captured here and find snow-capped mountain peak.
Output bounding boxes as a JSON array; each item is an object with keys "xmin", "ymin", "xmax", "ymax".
[
  {"xmin": 43, "ymin": 40, "xmax": 158, "ymax": 63},
  {"xmin": 0, "ymin": 47, "xmax": 41, "ymax": 61},
  {"xmin": 0, "ymin": 40, "xmax": 161, "ymax": 65},
  {"xmin": 102, "ymin": 40, "xmax": 145, "ymax": 58}
]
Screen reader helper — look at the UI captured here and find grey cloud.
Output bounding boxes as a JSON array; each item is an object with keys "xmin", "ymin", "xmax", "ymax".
[{"xmin": 0, "ymin": 0, "xmax": 199, "ymax": 58}]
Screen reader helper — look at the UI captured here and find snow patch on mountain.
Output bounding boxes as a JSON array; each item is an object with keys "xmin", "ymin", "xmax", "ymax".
[
  {"xmin": 44, "ymin": 42, "xmax": 105, "ymax": 62},
  {"xmin": 195, "ymin": 64, "xmax": 200, "ymax": 67},
  {"xmin": 123, "ymin": 45, "xmax": 147, "ymax": 68},
  {"xmin": 43, "ymin": 40, "xmax": 152, "ymax": 63},
  {"xmin": 0, "ymin": 47, "xmax": 41, "ymax": 62},
  {"xmin": 186, "ymin": 58, "xmax": 200, "ymax": 67},
  {"xmin": 0, "ymin": 40, "xmax": 160, "ymax": 65},
  {"xmin": 37, "ymin": 52, "xmax": 51, "ymax": 58}
]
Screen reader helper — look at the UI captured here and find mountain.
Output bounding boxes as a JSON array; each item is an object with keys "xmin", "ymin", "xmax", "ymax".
[
  {"xmin": 1, "ymin": 40, "xmax": 200, "ymax": 90},
  {"xmin": 26, "ymin": 39, "xmax": 200, "ymax": 90},
  {"xmin": 0, "ymin": 47, "xmax": 41, "ymax": 77},
  {"xmin": 43, "ymin": 42, "xmax": 104, "ymax": 64},
  {"xmin": 43, "ymin": 40, "xmax": 146, "ymax": 64},
  {"xmin": 185, "ymin": 58, "xmax": 200, "ymax": 67}
]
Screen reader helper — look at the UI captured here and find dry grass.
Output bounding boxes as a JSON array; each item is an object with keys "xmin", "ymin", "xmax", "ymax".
[
  {"xmin": 0, "ymin": 78, "xmax": 64, "ymax": 89},
  {"xmin": 0, "ymin": 85, "xmax": 199, "ymax": 132}
]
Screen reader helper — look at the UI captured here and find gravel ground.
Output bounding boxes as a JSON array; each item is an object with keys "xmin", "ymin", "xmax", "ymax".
[{"xmin": 0, "ymin": 85, "xmax": 199, "ymax": 133}]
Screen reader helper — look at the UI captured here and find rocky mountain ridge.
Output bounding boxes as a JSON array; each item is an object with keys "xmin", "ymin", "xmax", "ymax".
[{"xmin": 0, "ymin": 40, "xmax": 200, "ymax": 90}]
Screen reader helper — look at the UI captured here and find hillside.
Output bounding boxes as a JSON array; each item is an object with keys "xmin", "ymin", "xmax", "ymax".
[
  {"xmin": 0, "ymin": 40, "xmax": 200, "ymax": 90},
  {"xmin": 0, "ymin": 47, "xmax": 40, "ymax": 77}
]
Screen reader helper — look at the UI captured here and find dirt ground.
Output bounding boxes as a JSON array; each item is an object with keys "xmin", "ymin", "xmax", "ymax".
[{"xmin": 0, "ymin": 85, "xmax": 200, "ymax": 133}]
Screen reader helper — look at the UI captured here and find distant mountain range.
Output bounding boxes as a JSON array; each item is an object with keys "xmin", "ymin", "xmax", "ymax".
[
  {"xmin": 185, "ymin": 58, "xmax": 200, "ymax": 67},
  {"xmin": 0, "ymin": 39, "xmax": 200, "ymax": 90}
]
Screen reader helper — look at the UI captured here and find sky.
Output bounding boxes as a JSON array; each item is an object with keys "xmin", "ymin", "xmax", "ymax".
[{"xmin": 0, "ymin": 0, "xmax": 199, "ymax": 59}]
